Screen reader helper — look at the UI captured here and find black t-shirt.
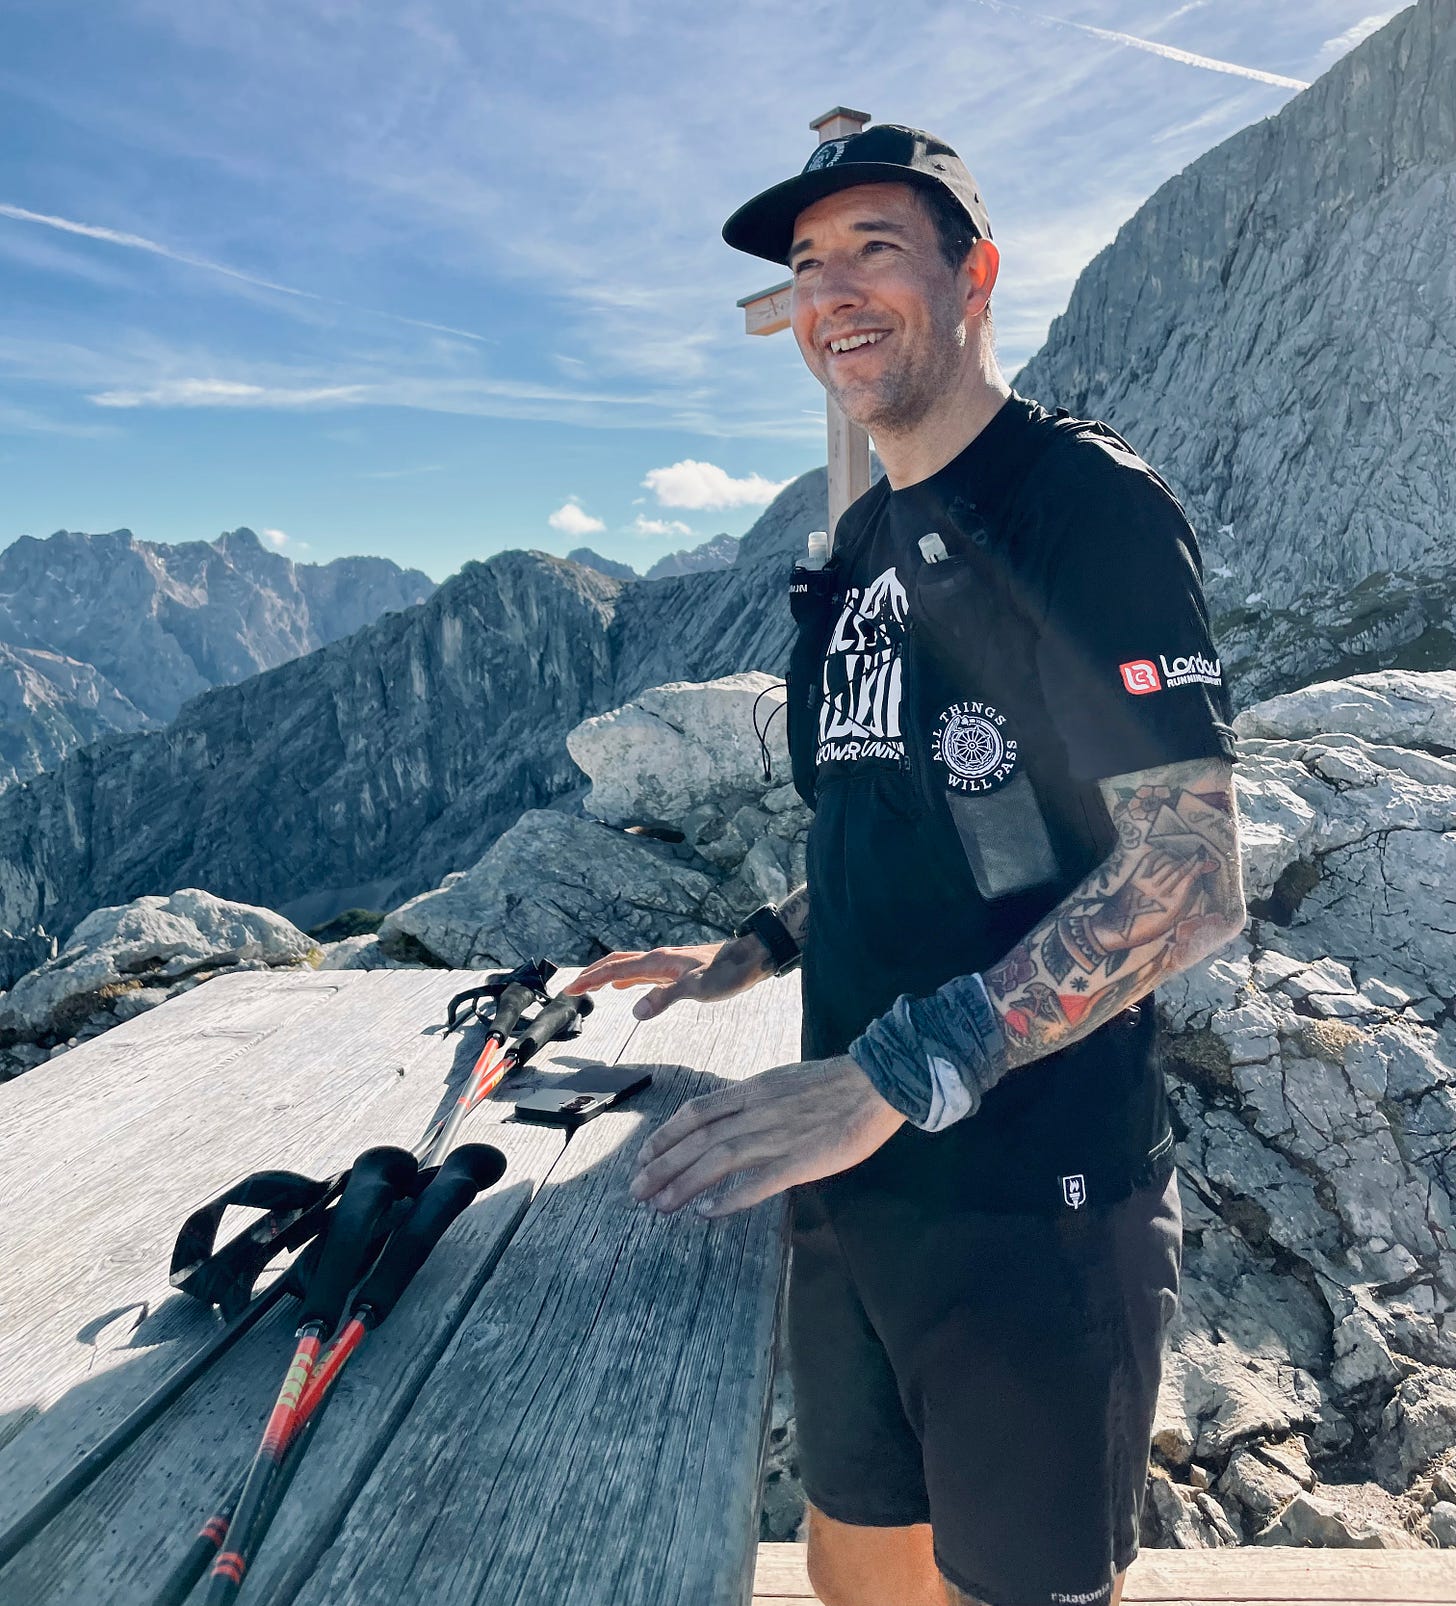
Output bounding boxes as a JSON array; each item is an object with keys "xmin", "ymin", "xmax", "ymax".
[{"xmin": 788, "ymin": 392, "xmax": 1236, "ymax": 1215}]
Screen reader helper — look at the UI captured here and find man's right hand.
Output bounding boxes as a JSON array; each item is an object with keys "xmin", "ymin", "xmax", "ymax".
[{"xmin": 561, "ymin": 937, "xmax": 775, "ymax": 1020}]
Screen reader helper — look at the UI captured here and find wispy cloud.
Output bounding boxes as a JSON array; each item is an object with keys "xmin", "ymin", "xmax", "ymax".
[
  {"xmin": 90, "ymin": 378, "xmax": 369, "ymax": 408},
  {"xmin": 0, "ymin": 202, "xmax": 493, "ymax": 343},
  {"xmin": 548, "ymin": 498, "xmax": 605, "ymax": 536},
  {"xmin": 630, "ymin": 514, "xmax": 693, "ymax": 538},
  {"xmin": 969, "ymin": 0, "xmax": 1310, "ymax": 90},
  {"xmin": 642, "ymin": 460, "xmax": 789, "ymax": 511},
  {"xmin": 1311, "ymin": 11, "xmax": 1401, "ymax": 73}
]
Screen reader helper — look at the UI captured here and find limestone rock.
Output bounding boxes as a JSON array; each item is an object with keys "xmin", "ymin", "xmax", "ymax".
[
  {"xmin": 377, "ymin": 811, "xmax": 734, "ymax": 968},
  {"xmin": 1428, "ymin": 1502, "xmax": 1456, "ymax": 1547},
  {"xmin": 0, "ymin": 889, "xmax": 314, "ymax": 1048},
  {"xmin": 0, "ymin": 925, "xmax": 56, "ymax": 991},
  {"xmin": 1377, "ymin": 1372, "xmax": 1456, "ymax": 1490},
  {"xmin": 1143, "ymin": 1472, "xmax": 1236, "ymax": 1548},
  {"xmin": 1233, "ymin": 671, "xmax": 1456, "ymax": 753},
  {"xmin": 1255, "ymin": 1487, "xmax": 1420, "ymax": 1549},
  {"xmin": 1015, "ymin": 2, "xmax": 1456, "ymax": 632},
  {"xmin": 567, "ymin": 673, "xmax": 788, "ymax": 827},
  {"xmin": 314, "ymin": 935, "xmax": 425, "ymax": 971}
]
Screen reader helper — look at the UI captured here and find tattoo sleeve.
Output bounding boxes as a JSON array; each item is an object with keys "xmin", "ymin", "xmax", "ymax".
[
  {"xmin": 982, "ymin": 757, "xmax": 1245, "ymax": 1071},
  {"xmin": 778, "ymin": 884, "xmax": 810, "ymax": 946}
]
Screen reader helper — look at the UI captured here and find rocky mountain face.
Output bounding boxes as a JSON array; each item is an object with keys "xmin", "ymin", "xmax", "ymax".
[
  {"xmin": 1015, "ymin": 0, "xmax": 1455, "ymax": 643},
  {"xmin": 0, "ymin": 551, "xmax": 623, "ymax": 941},
  {"xmin": 566, "ymin": 547, "xmax": 638, "ymax": 582},
  {"xmin": 0, "ymin": 526, "xmax": 435, "ymax": 787},
  {"xmin": 643, "ymin": 533, "xmax": 740, "ymax": 581},
  {"xmin": 0, "ymin": 471, "xmax": 826, "ymax": 945}
]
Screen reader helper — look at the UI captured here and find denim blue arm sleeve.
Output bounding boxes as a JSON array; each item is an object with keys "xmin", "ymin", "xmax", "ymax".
[{"xmin": 848, "ymin": 971, "xmax": 1009, "ymax": 1133}]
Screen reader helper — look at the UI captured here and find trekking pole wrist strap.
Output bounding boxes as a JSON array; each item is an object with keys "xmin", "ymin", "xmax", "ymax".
[{"xmin": 849, "ymin": 972, "xmax": 1009, "ymax": 1133}]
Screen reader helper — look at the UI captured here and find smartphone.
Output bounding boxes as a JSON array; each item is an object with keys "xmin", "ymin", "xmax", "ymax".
[{"xmin": 512, "ymin": 1069, "xmax": 652, "ymax": 1129}]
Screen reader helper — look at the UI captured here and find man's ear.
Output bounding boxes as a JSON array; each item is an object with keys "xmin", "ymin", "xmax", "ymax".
[{"xmin": 963, "ymin": 238, "xmax": 1000, "ymax": 319}]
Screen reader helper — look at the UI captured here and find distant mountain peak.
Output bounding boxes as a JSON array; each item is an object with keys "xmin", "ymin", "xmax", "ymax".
[{"xmin": 567, "ymin": 547, "xmax": 639, "ymax": 582}]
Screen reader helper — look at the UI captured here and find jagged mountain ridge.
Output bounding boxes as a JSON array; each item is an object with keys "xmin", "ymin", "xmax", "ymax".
[
  {"xmin": 1015, "ymin": 0, "xmax": 1455, "ymax": 618},
  {"xmin": 0, "ymin": 526, "xmax": 436, "ymax": 788},
  {"xmin": 0, "ymin": 466, "xmax": 827, "ymax": 941},
  {"xmin": 4, "ymin": 5, "xmax": 1454, "ymax": 943},
  {"xmin": 643, "ymin": 533, "xmax": 740, "ymax": 581}
]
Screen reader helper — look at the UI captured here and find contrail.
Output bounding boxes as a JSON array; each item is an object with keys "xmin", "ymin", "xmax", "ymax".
[
  {"xmin": 0, "ymin": 202, "xmax": 491, "ymax": 343},
  {"xmin": 972, "ymin": 0, "xmax": 1310, "ymax": 90}
]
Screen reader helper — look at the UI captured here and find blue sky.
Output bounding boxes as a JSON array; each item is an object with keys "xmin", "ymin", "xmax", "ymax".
[{"xmin": 0, "ymin": 1, "xmax": 1402, "ymax": 582}]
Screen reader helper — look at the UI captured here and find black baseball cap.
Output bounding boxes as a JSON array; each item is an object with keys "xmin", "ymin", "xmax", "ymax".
[{"xmin": 722, "ymin": 123, "xmax": 992, "ymax": 266}]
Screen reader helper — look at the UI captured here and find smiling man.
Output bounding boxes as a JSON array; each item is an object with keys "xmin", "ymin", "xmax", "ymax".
[{"xmin": 566, "ymin": 124, "xmax": 1244, "ymax": 1606}]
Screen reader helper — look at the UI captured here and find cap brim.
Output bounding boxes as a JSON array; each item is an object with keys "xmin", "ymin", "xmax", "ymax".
[{"xmin": 722, "ymin": 162, "xmax": 956, "ymax": 266}]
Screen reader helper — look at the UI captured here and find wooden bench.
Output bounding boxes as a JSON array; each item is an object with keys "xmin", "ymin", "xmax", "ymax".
[
  {"xmin": 753, "ymin": 1544, "xmax": 1456, "ymax": 1603},
  {"xmin": 3, "ymin": 968, "xmax": 1452, "ymax": 1605},
  {"xmin": 0, "ymin": 966, "xmax": 799, "ymax": 1604}
]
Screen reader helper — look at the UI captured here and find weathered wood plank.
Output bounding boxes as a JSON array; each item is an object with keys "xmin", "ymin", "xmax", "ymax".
[
  {"xmin": 291, "ymin": 977, "xmax": 802, "ymax": 1606},
  {"xmin": 0, "ymin": 967, "xmax": 631, "ymax": 1577},
  {"xmin": 0, "ymin": 1122, "xmax": 564, "ymax": 1606},
  {"xmin": 751, "ymin": 1543, "xmax": 1456, "ymax": 1603}
]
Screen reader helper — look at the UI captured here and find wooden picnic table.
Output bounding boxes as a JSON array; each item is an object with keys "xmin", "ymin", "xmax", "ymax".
[{"xmin": 0, "ymin": 965, "xmax": 800, "ymax": 1605}]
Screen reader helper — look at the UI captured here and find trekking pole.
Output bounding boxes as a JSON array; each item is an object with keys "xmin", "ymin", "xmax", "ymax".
[
  {"xmin": 0, "ymin": 966, "xmax": 583, "ymax": 1571},
  {"xmin": 423, "ymin": 992, "xmax": 594, "ymax": 1168},
  {"xmin": 154, "ymin": 1143, "xmax": 506, "ymax": 1606},
  {"xmin": 421, "ymin": 987, "xmax": 592, "ymax": 1164},
  {"xmin": 200, "ymin": 1145, "xmax": 417, "ymax": 1604}
]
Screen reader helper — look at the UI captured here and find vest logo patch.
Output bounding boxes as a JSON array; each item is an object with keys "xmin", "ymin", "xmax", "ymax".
[
  {"xmin": 1061, "ymin": 1174, "xmax": 1087, "ymax": 1210},
  {"xmin": 931, "ymin": 701, "xmax": 1018, "ymax": 792}
]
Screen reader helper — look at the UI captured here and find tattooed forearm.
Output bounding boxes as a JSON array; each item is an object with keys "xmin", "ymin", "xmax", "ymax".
[
  {"xmin": 984, "ymin": 757, "xmax": 1245, "ymax": 1070},
  {"xmin": 778, "ymin": 884, "xmax": 810, "ymax": 945}
]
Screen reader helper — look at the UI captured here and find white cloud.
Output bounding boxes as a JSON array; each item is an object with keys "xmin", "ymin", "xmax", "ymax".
[
  {"xmin": 548, "ymin": 498, "xmax": 606, "ymax": 537},
  {"xmin": 260, "ymin": 527, "xmax": 290, "ymax": 549},
  {"xmin": 630, "ymin": 514, "xmax": 694, "ymax": 538},
  {"xmin": 642, "ymin": 460, "xmax": 788, "ymax": 511}
]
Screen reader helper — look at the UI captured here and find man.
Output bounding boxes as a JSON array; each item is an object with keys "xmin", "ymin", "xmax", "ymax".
[{"xmin": 567, "ymin": 124, "xmax": 1244, "ymax": 1606}]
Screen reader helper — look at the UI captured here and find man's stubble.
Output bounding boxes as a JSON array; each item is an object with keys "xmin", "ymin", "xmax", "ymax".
[{"xmin": 827, "ymin": 291, "xmax": 968, "ymax": 441}]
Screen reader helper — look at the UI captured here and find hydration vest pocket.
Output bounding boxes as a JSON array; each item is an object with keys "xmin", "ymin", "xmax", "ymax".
[
  {"xmin": 943, "ymin": 771, "xmax": 1061, "ymax": 902},
  {"xmin": 786, "ymin": 563, "xmax": 844, "ymax": 807},
  {"xmin": 906, "ymin": 555, "xmax": 1065, "ymax": 903}
]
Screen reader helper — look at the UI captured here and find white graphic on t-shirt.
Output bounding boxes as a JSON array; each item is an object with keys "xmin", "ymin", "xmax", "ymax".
[{"xmin": 817, "ymin": 566, "xmax": 908, "ymax": 766}]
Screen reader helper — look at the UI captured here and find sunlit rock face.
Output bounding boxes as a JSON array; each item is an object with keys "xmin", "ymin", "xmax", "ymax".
[
  {"xmin": 1014, "ymin": 1, "xmax": 1456, "ymax": 690},
  {"xmin": 0, "ymin": 527, "xmax": 435, "ymax": 788}
]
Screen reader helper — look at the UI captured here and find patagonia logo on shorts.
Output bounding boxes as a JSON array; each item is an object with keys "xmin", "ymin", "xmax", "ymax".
[
  {"xmin": 1050, "ymin": 1586, "xmax": 1112, "ymax": 1604},
  {"xmin": 1061, "ymin": 1174, "xmax": 1087, "ymax": 1210}
]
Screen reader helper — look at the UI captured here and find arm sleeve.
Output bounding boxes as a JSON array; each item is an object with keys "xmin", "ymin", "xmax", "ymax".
[{"xmin": 1031, "ymin": 443, "xmax": 1237, "ymax": 781}]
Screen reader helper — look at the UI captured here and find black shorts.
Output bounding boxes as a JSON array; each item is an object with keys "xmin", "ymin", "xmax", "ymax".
[{"xmin": 786, "ymin": 1170, "xmax": 1181, "ymax": 1606}]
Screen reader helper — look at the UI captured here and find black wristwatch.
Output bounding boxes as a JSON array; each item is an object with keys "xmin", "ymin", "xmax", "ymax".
[{"xmin": 734, "ymin": 903, "xmax": 802, "ymax": 975}]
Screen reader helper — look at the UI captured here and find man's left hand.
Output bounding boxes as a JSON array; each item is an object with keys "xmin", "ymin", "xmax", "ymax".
[{"xmin": 631, "ymin": 1054, "xmax": 905, "ymax": 1218}]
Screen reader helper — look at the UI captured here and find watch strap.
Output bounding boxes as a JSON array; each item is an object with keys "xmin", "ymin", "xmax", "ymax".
[{"xmin": 734, "ymin": 904, "xmax": 801, "ymax": 975}]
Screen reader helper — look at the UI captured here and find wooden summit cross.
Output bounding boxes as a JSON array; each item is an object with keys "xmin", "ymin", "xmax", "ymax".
[{"xmin": 737, "ymin": 106, "xmax": 875, "ymax": 548}]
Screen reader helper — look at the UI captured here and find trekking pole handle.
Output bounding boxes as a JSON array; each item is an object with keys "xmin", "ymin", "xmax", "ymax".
[
  {"xmin": 515, "ymin": 994, "xmax": 593, "ymax": 1066},
  {"xmin": 352, "ymin": 1145, "xmax": 508, "ymax": 1326},
  {"xmin": 293, "ymin": 1146, "xmax": 418, "ymax": 1334},
  {"xmin": 488, "ymin": 980, "xmax": 545, "ymax": 1043}
]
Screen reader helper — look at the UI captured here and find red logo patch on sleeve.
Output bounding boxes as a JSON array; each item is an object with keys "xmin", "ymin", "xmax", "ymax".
[{"xmin": 1119, "ymin": 659, "xmax": 1163, "ymax": 695}]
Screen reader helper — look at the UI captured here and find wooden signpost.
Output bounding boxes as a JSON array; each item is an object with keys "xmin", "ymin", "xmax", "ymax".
[{"xmin": 736, "ymin": 106, "xmax": 875, "ymax": 549}]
